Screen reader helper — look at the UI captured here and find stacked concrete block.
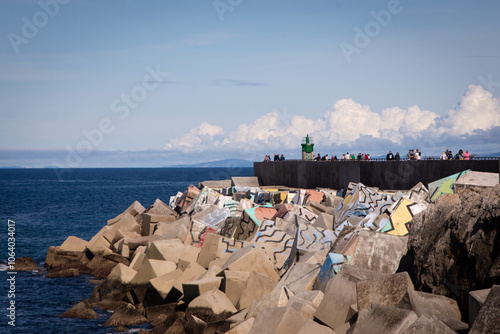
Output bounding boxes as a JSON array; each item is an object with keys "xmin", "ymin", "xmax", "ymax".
[
  {"xmin": 129, "ymin": 259, "xmax": 176, "ymax": 285},
  {"xmin": 231, "ymin": 176, "xmax": 260, "ymax": 187},
  {"xmin": 185, "ymin": 206, "xmax": 231, "ymax": 247},
  {"xmin": 248, "ymin": 306, "xmax": 308, "ymax": 334},
  {"xmin": 174, "ymin": 184, "xmax": 200, "ymax": 212},
  {"xmin": 220, "ymin": 247, "xmax": 280, "ymax": 281},
  {"xmin": 197, "ymin": 233, "xmax": 245, "ymax": 269},
  {"xmin": 223, "ymin": 270, "xmax": 251, "ymax": 308},
  {"xmin": 469, "ymin": 285, "xmax": 500, "ymax": 334},
  {"xmin": 314, "ymin": 252, "xmax": 352, "ymax": 292},
  {"xmin": 314, "ymin": 264, "xmax": 385, "ymax": 330},
  {"xmin": 182, "ymin": 277, "xmax": 223, "ymax": 302},
  {"xmin": 147, "ymin": 269, "xmax": 183, "ymax": 301},
  {"xmin": 401, "ymin": 315, "xmax": 456, "ymax": 334},
  {"xmin": 253, "ymin": 220, "xmax": 295, "ymax": 275},
  {"xmin": 59, "ymin": 236, "xmax": 89, "ymax": 252},
  {"xmin": 353, "ymin": 304, "xmax": 418, "ymax": 334},
  {"xmin": 399, "ymin": 290, "xmax": 469, "ymax": 332},
  {"xmin": 351, "ymin": 230, "xmax": 408, "ymax": 274},
  {"xmin": 468, "ymin": 287, "xmax": 491, "ymax": 327},
  {"xmin": 356, "ymin": 272, "xmax": 414, "ymax": 312},
  {"xmin": 106, "ymin": 263, "xmax": 137, "ymax": 285},
  {"xmin": 313, "ymin": 212, "xmax": 334, "ymax": 230},
  {"xmin": 141, "ymin": 198, "xmax": 178, "ymax": 236},
  {"xmin": 295, "ymin": 221, "xmax": 335, "ymax": 256},
  {"xmin": 52, "ymin": 179, "xmax": 499, "ymax": 332}
]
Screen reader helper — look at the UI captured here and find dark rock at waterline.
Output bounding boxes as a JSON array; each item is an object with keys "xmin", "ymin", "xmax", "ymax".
[
  {"xmin": 45, "ymin": 268, "xmax": 80, "ymax": 278},
  {"xmin": 399, "ymin": 184, "xmax": 500, "ymax": 318},
  {"xmin": 61, "ymin": 299, "xmax": 99, "ymax": 319},
  {"xmin": 14, "ymin": 257, "xmax": 41, "ymax": 271},
  {"xmin": 44, "ymin": 246, "xmax": 90, "ymax": 273}
]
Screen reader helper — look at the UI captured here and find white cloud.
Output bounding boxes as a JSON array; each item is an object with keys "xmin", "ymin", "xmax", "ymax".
[
  {"xmin": 163, "ymin": 122, "xmax": 223, "ymax": 152},
  {"xmin": 163, "ymin": 84, "xmax": 499, "ymax": 155},
  {"xmin": 440, "ymin": 84, "xmax": 500, "ymax": 136}
]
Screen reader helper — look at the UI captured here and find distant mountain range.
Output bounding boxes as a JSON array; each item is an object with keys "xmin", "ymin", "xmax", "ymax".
[{"xmin": 167, "ymin": 159, "xmax": 254, "ymax": 168}]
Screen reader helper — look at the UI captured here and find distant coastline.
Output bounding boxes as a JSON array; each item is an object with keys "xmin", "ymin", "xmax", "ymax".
[{"xmin": 166, "ymin": 158, "xmax": 253, "ymax": 168}]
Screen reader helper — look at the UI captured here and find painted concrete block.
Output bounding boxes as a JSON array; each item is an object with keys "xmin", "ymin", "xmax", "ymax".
[
  {"xmin": 428, "ymin": 170, "xmax": 471, "ymax": 202},
  {"xmin": 314, "ymin": 252, "xmax": 352, "ymax": 292},
  {"xmin": 276, "ymin": 262, "xmax": 321, "ymax": 295},
  {"xmin": 313, "ymin": 213, "xmax": 334, "ymax": 230},
  {"xmin": 197, "ymin": 233, "xmax": 245, "ymax": 269},
  {"xmin": 254, "ymin": 220, "xmax": 295, "ymax": 275},
  {"xmin": 295, "ymin": 221, "xmax": 335, "ymax": 256}
]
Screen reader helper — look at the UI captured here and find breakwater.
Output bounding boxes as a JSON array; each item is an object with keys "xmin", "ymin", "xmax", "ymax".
[{"xmin": 254, "ymin": 159, "xmax": 500, "ymax": 190}]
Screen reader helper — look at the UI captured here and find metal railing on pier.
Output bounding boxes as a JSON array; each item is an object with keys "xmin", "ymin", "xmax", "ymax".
[{"xmin": 261, "ymin": 157, "xmax": 499, "ymax": 162}]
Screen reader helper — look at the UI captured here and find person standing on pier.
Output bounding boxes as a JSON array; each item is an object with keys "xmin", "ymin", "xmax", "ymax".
[{"xmin": 386, "ymin": 151, "xmax": 394, "ymax": 160}]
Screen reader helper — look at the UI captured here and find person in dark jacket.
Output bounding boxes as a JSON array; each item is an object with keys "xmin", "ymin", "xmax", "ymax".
[{"xmin": 386, "ymin": 151, "xmax": 394, "ymax": 160}]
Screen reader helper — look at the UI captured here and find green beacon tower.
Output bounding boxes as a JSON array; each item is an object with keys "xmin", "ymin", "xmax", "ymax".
[{"xmin": 301, "ymin": 134, "xmax": 314, "ymax": 160}]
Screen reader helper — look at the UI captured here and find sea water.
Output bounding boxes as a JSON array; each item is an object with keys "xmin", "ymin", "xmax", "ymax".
[{"xmin": 0, "ymin": 167, "xmax": 253, "ymax": 333}]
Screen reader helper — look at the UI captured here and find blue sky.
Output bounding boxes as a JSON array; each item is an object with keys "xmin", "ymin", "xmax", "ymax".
[{"xmin": 1, "ymin": 0, "xmax": 499, "ymax": 167}]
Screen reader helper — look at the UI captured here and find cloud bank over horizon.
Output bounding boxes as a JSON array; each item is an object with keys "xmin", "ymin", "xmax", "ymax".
[
  {"xmin": 163, "ymin": 84, "xmax": 500, "ymax": 158},
  {"xmin": 1, "ymin": 84, "xmax": 499, "ymax": 168}
]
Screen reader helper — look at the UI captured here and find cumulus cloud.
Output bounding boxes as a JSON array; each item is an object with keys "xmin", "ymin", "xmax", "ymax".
[
  {"xmin": 163, "ymin": 85, "xmax": 500, "ymax": 156},
  {"xmin": 439, "ymin": 84, "xmax": 500, "ymax": 136},
  {"xmin": 163, "ymin": 122, "xmax": 224, "ymax": 152}
]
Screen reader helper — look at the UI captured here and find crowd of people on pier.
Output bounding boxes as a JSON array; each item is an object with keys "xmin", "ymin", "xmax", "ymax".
[
  {"xmin": 264, "ymin": 153, "xmax": 286, "ymax": 162},
  {"xmin": 264, "ymin": 148, "xmax": 473, "ymax": 162},
  {"xmin": 440, "ymin": 148, "xmax": 471, "ymax": 160}
]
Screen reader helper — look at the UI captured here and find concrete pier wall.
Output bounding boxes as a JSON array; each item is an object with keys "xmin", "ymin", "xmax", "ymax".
[{"xmin": 253, "ymin": 159, "xmax": 500, "ymax": 190}]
